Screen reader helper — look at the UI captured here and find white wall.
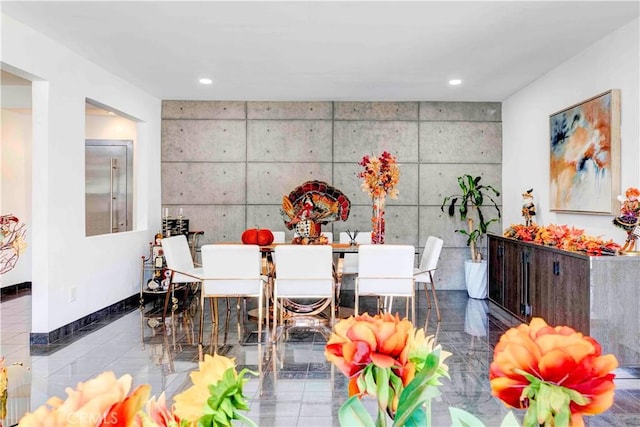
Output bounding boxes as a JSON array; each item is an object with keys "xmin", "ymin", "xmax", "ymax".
[
  {"xmin": 503, "ymin": 18, "xmax": 640, "ymax": 243},
  {"xmin": 2, "ymin": 13, "xmax": 162, "ymax": 333},
  {"xmin": 1, "ymin": 108, "xmax": 32, "ymax": 287}
]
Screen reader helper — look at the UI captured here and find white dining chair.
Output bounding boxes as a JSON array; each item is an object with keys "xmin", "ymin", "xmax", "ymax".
[
  {"xmin": 356, "ymin": 245, "xmax": 416, "ymax": 324},
  {"xmin": 414, "ymin": 236, "xmax": 444, "ymax": 322},
  {"xmin": 200, "ymin": 244, "xmax": 268, "ymax": 348},
  {"xmin": 338, "ymin": 231, "xmax": 372, "ymax": 275},
  {"xmin": 160, "ymin": 235, "xmax": 203, "ymax": 323},
  {"xmin": 272, "ymin": 245, "xmax": 335, "ymax": 340},
  {"xmin": 161, "ymin": 234, "xmax": 203, "ymax": 285}
]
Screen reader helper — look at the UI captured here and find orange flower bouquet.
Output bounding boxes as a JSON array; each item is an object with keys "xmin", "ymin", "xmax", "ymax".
[
  {"xmin": 18, "ymin": 354, "xmax": 256, "ymax": 427},
  {"xmin": 357, "ymin": 152, "xmax": 400, "ymax": 244},
  {"xmin": 324, "ymin": 313, "xmax": 450, "ymax": 426},
  {"xmin": 490, "ymin": 317, "xmax": 618, "ymax": 427}
]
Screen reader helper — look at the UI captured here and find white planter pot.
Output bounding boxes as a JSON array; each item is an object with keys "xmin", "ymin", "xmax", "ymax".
[{"xmin": 464, "ymin": 260, "xmax": 488, "ymax": 299}]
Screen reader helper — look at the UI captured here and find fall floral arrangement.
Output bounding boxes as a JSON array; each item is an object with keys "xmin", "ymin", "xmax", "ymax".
[
  {"xmin": 357, "ymin": 151, "xmax": 400, "ymax": 199},
  {"xmin": 503, "ymin": 223, "xmax": 620, "ymax": 256},
  {"xmin": 0, "ymin": 214, "xmax": 27, "ymax": 274},
  {"xmin": 324, "ymin": 312, "xmax": 451, "ymax": 426},
  {"xmin": 357, "ymin": 152, "xmax": 400, "ymax": 244},
  {"xmin": 490, "ymin": 317, "xmax": 618, "ymax": 426},
  {"xmin": 17, "ymin": 354, "xmax": 256, "ymax": 427}
]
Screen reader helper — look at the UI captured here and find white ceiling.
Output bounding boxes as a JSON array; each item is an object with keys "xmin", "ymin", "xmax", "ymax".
[{"xmin": 2, "ymin": 1, "xmax": 639, "ymax": 102}]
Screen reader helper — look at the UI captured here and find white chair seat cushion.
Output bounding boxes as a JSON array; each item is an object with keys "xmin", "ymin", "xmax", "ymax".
[
  {"xmin": 357, "ymin": 277, "xmax": 414, "ymax": 296},
  {"xmin": 275, "ymin": 278, "xmax": 334, "ymax": 297},
  {"xmin": 203, "ymin": 278, "xmax": 263, "ymax": 296}
]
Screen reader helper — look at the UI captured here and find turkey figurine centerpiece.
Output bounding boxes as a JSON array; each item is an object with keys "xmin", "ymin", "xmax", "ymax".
[{"xmin": 280, "ymin": 180, "xmax": 350, "ymax": 244}]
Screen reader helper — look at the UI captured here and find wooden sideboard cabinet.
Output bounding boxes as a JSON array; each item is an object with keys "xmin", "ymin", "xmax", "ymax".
[
  {"xmin": 488, "ymin": 233, "xmax": 640, "ymax": 366},
  {"xmin": 489, "ymin": 234, "xmax": 589, "ymax": 334}
]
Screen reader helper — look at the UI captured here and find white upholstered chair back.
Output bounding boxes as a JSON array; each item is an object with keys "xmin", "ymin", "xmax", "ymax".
[
  {"xmin": 356, "ymin": 244, "xmax": 416, "ymax": 323},
  {"xmin": 161, "ymin": 234, "xmax": 202, "ymax": 284}
]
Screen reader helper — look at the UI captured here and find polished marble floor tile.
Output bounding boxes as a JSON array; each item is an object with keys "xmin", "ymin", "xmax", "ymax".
[{"xmin": 1, "ymin": 290, "xmax": 638, "ymax": 426}]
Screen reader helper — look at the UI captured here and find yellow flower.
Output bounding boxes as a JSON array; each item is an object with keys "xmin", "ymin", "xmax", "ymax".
[{"xmin": 173, "ymin": 354, "xmax": 236, "ymax": 423}]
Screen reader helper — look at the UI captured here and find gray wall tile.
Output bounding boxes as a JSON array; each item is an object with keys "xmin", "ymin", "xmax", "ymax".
[
  {"xmin": 162, "ymin": 162, "xmax": 246, "ymax": 204},
  {"xmin": 247, "ymin": 120, "xmax": 333, "ymax": 162},
  {"xmin": 420, "ymin": 102, "xmax": 501, "ymax": 122},
  {"xmin": 162, "ymin": 101, "xmax": 246, "ymax": 119},
  {"xmin": 333, "ymin": 121, "xmax": 419, "ymax": 162},
  {"xmin": 419, "ymin": 164, "xmax": 502, "ymax": 206},
  {"xmin": 334, "ymin": 102, "xmax": 419, "ymax": 120},
  {"xmin": 170, "ymin": 205, "xmax": 246, "ymax": 245},
  {"xmin": 419, "ymin": 121, "xmax": 502, "ymax": 163},
  {"xmin": 247, "ymin": 102, "xmax": 333, "ymax": 119},
  {"xmin": 162, "ymin": 120, "xmax": 246, "ymax": 161},
  {"xmin": 246, "ymin": 163, "xmax": 333, "ymax": 205}
]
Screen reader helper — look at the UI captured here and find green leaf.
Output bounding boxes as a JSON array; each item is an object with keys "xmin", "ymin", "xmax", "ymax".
[
  {"xmin": 499, "ymin": 411, "xmax": 520, "ymax": 427},
  {"xmin": 522, "ymin": 399, "xmax": 538, "ymax": 427},
  {"xmin": 365, "ymin": 365, "xmax": 378, "ymax": 397},
  {"xmin": 338, "ymin": 395, "xmax": 376, "ymax": 427},
  {"xmin": 196, "ymin": 414, "xmax": 214, "ymax": 427},
  {"xmin": 375, "ymin": 406, "xmax": 387, "ymax": 427},
  {"xmin": 233, "ymin": 411, "xmax": 258, "ymax": 427},
  {"xmin": 393, "ymin": 361, "xmax": 442, "ymax": 426},
  {"xmin": 548, "ymin": 384, "xmax": 569, "ymax": 412},
  {"xmin": 376, "ymin": 367, "xmax": 390, "ymax": 413},
  {"xmin": 536, "ymin": 383, "xmax": 552, "ymax": 424},
  {"xmin": 395, "ymin": 406, "xmax": 427, "ymax": 427},
  {"xmin": 553, "ymin": 403, "xmax": 571, "ymax": 427},
  {"xmin": 449, "ymin": 407, "xmax": 487, "ymax": 427},
  {"xmin": 566, "ymin": 387, "xmax": 590, "ymax": 406}
]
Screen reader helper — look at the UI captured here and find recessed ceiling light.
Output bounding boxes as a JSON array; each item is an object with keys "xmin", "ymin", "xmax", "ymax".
[
  {"xmin": 449, "ymin": 79, "xmax": 462, "ymax": 86},
  {"xmin": 199, "ymin": 78, "xmax": 213, "ymax": 85}
]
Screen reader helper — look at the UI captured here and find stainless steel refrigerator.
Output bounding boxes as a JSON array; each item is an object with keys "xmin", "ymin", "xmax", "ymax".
[{"xmin": 85, "ymin": 139, "xmax": 133, "ymax": 236}]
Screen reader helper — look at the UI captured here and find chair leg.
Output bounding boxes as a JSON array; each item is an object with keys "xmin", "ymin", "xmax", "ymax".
[
  {"xmin": 236, "ymin": 298, "xmax": 243, "ymax": 344},
  {"xmin": 429, "ymin": 272, "xmax": 441, "ymax": 322},
  {"xmin": 257, "ymin": 292, "xmax": 263, "ymax": 344},
  {"xmin": 423, "ymin": 282, "xmax": 433, "ymax": 310},
  {"xmin": 198, "ymin": 295, "xmax": 205, "ymax": 346},
  {"xmin": 272, "ymin": 293, "xmax": 278, "ymax": 343},
  {"xmin": 354, "ymin": 279, "xmax": 359, "ymax": 316},
  {"xmin": 411, "ymin": 292, "xmax": 416, "ymax": 325}
]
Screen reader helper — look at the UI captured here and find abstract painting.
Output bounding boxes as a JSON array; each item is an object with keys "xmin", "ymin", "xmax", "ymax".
[{"xmin": 549, "ymin": 90, "xmax": 620, "ymax": 214}]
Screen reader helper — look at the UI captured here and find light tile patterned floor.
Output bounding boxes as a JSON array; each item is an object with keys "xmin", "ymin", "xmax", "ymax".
[{"xmin": 1, "ymin": 289, "xmax": 639, "ymax": 426}]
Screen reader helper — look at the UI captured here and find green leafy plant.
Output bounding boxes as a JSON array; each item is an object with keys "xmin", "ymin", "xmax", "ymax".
[{"xmin": 441, "ymin": 174, "xmax": 501, "ymax": 261}]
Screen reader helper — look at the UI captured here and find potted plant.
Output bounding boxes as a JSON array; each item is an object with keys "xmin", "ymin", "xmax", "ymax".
[{"xmin": 441, "ymin": 174, "xmax": 501, "ymax": 299}]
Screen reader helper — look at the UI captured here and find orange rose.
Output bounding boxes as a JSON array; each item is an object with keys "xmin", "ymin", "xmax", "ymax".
[
  {"xmin": 490, "ymin": 317, "xmax": 618, "ymax": 426},
  {"xmin": 325, "ymin": 312, "xmax": 414, "ymax": 386},
  {"xmin": 18, "ymin": 371, "xmax": 150, "ymax": 426}
]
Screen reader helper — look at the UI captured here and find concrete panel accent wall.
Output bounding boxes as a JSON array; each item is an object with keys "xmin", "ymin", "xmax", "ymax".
[{"xmin": 161, "ymin": 101, "xmax": 501, "ymax": 290}]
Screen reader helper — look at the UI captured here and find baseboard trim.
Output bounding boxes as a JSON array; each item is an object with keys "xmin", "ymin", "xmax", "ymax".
[
  {"xmin": 29, "ymin": 294, "xmax": 140, "ymax": 346},
  {"xmin": 0, "ymin": 281, "xmax": 32, "ymax": 301}
]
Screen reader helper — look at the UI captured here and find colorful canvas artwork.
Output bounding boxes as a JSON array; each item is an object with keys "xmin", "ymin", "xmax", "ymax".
[{"xmin": 549, "ymin": 90, "xmax": 620, "ymax": 214}]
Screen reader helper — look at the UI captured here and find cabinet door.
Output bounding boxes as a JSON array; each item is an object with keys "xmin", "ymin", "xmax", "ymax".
[
  {"xmin": 529, "ymin": 247, "xmax": 556, "ymax": 324},
  {"xmin": 503, "ymin": 240, "xmax": 525, "ymax": 320},
  {"xmin": 553, "ymin": 254, "xmax": 590, "ymax": 334},
  {"xmin": 488, "ymin": 236, "xmax": 504, "ymax": 304}
]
